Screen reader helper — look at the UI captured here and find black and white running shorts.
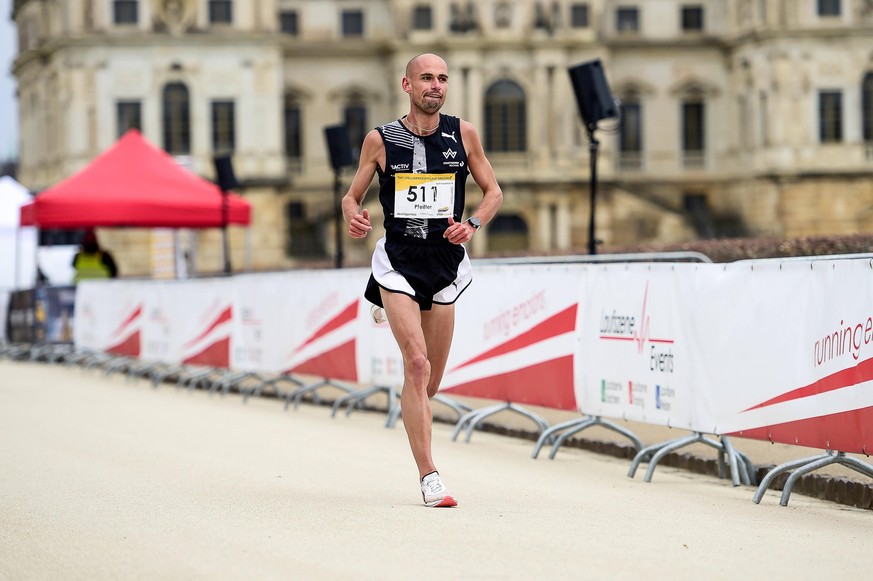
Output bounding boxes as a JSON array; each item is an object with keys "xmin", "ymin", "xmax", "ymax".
[{"xmin": 365, "ymin": 236, "xmax": 472, "ymax": 310}]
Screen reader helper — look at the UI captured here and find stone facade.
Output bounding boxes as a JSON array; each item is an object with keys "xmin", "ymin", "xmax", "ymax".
[{"xmin": 10, "ymin": 0, "xmax": 873, "ymax": 275}]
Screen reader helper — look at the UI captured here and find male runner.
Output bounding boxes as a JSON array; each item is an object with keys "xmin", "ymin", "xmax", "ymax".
[{"xmin": 342, "ymin": 53, "xmax": 503, "ymax": 507}]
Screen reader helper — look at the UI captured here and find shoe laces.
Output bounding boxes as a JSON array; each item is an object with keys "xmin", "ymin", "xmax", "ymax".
[{"xmin": 422, "ymin": 473, "xmax": 446, "ymax": 494}]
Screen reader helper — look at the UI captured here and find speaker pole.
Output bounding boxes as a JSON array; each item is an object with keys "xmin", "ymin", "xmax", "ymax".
[
  {"xmin": 221, "ymin": 188, "xmax": 231, "ymax": 274},
  {"xmin": 587, "ymin": 123, "xmax": 599, "ymax": 256},
  {"xmin": 333, "ymin": 169, "xmax": 344, "ymax": 269},
  {"xmin": 213, "ymin": 154, "xmax": 240, "ymax": 275},
  {"xmin": 323, "ymin": 124, "xmax": 354, "ymax": 269}
]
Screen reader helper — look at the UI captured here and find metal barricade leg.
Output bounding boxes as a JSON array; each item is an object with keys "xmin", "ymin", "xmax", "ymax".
[
  {"xmin": 752, "ymin": 454, "xmax": 830, "ymax": 504},
  {"xmin": 532, "ymin": 417, "xmax": 591, "ymax": 459}
]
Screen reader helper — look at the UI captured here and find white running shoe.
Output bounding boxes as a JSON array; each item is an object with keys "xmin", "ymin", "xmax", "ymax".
[
  {"xmin": 370, "ymin": 304, "xmax": 387, "ymax": 324},
  {"xmin": 420, "ymin": 471, "xmax": 458, "ymax": 508}
]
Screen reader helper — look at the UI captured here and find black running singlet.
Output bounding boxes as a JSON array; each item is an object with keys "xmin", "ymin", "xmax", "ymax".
[{"xmin": 375, "ymin": 114, "xmax": 469, "ymax": 241}]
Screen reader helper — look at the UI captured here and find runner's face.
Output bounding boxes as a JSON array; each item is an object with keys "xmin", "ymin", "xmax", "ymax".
[{"xmin": 405, "ymin": 58, "xmax": 448, "ymax": 115}]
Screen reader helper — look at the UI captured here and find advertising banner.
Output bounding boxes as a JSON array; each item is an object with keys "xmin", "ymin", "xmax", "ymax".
[
  {"xmin": 577, "ymin": 263, "xmax": 696, "ymax": 428},
  {"xmin": 438, "ymin": 264, "xmax": 584, "ymax": 410},
  {"xmin": 695, "ymin": 258, "xmax": 873, "ymax": 453},
  {"xmin": 74, "ymin": 281, "xmax": 146, "ymax": 356},
  {"xmin": 141, "ymin": 279, "xmax": 233, "ymax": 367},
  {"xmin": 231, "ymin": 269, "xmax": 369, "ymax": 380}
]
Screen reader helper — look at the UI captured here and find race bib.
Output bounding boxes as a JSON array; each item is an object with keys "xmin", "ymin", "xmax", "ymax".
[{"xmin": 394, "ymin": 173, "xmax": 454, "ymax": 219}]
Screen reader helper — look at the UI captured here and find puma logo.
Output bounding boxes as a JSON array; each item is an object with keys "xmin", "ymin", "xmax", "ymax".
[{"xmin": 441, "ymin": 131, "xmax": 457, "ymax": 143}]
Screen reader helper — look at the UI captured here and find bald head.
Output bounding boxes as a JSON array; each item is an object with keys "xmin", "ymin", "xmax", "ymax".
[{"xmin": 405, "ymin": 53, "xmax": 448, "ymax": 79}]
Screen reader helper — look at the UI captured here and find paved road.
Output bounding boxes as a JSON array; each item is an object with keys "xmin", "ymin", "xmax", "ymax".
[{"xmin": 0, "ymin": 361, "xmax": 869, "ymax": 580}]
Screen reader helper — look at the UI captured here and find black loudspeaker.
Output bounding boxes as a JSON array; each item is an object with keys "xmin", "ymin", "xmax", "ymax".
[
  {"xmin": 213, "ymin": 155, "xmax": 240, "ymax": 191},
  {"xmin": 324, "ymin": 124, "xmax": 355, "ymax": 170},
  {"xmin": 568, "ymin": 59, "xmax": 618, "ymax": 127}
]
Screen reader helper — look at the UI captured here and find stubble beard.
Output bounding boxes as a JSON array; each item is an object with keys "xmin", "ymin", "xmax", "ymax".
[{"xmin": 417, "ymin": 95, "xmax": 444, "ymax": 115}]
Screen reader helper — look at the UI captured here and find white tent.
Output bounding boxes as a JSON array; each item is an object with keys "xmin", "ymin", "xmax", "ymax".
[{"xmin": 0, "ymin": 175, "xmax": 37, "ymax": 291}]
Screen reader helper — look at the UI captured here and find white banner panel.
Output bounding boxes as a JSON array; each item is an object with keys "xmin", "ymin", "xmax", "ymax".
[
  {"xmin": 74, "ymin": 280, "xmax": 147, "ymax": 356},
  {"xmin": 693, "ymin": 258, "xmax": 873, "ymax": 454},
  {"xmin": 140, "ymin": 279, "xmax": 233, "ymax": 367},
  {"xmin": 241, "ymin": 268, "xmax": 368, "ymax": 381},
  {"xmin": 439, "ymin": 264, "xmax": 583, "ymax": 410},
  {"xmin": 576, "ymin": 263, "xmax": 696, "ymax": 429},
  {"xmin": 355, "ymin": 298, "xmax": 404, "ymax": 388},
  {"xmin": 230, "ymin": 272, "xmax": 294, "ymax": 373}
]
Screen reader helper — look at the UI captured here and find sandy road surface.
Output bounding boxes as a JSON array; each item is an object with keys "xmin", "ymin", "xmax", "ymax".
[{"xmin": 0, "ymin": 361, "xmax": 869, "ymax": 580}]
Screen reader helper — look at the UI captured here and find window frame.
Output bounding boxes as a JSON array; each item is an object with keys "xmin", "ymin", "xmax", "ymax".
[
  {"xmin": 116, "ymin": 100, "xmax": 142, "ymax": 138},
  {"xmin": 162, "ymin": 82, "xmax": 191, "ymax": 156},
  {"xmin": 209, "ymin": 0, "xmax": 233, "ymax": 25},
  {"xmin": 211, "ymin": 99, "xmax": 236, "ymax": 154},
  {"xmin": 341, "ymin": 9, "xmax": 365, "ymax": 37},
  {"xmin": 616, "ymin": 6, "xmax": 640, "ymax": 33},
  {"xmin": 618, "ymin": 98, "xmax": 643, "ymax": 170},
  {"xmin": 284, "ymin": 95, "xmax": 303, "ymax": 165},
  {"xmin": 344, "ymin": 102, "xmax": 368, "ymax": 162},
  {"xmin": 113, "ymin": 0, "xmax": 139, "ymax": 25},
  {"xmin": 280, "ymin": 10, "xmax": 299, "ymax": 36},
  {"xmin": 411, "ymin": 4, "xmax": 433, "ymax": 30},
  {"xmin": 680, "ymin": 5, "xmax": 704, "ymax": 32},
  {"xmin": 817, "ymin": 0, "xmax": 841, "ymax": 17},
  {"xmin": 862, "ymin": 73, "xmax": 873, "ymax": 142},
  {"xmin": 570, "ymin": 3, "xmax": 590, "ymax": 28},
  {"xmin": 818, "ymin": 89, "xmax": 843, "ymax": 143},
  {"xmin": 484, "ymin": 79, "xmax": 528, "ymax": 153}
]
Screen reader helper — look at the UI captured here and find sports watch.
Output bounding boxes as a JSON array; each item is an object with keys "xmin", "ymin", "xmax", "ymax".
[{"xmin": 466, "ymin": 216, "xmax": 481, "ymax": 230}]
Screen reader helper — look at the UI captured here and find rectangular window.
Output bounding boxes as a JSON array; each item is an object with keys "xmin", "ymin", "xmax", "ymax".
[
  {"xmin": 681, "ymin": 6, "xmax": 704, "ymax": 31},
  {"xmin": 819, "ymin": 90, "xmax": 843, "ymax": 143},
  {"xmin": 618, "ymin": 101, "xmax": 642, "ymax": 170},
  {"xmin": 682, "ymin": 100, "xmax": 705, "ymax": 167},
  {"xmin": 209, "ymin": 0, "xmax": 233, "ymax": 24},
  {"xmin": 163, "ymin": 84, "xmax": 191, "ymax": 155},
  {"xmin": 113, "ymin": 0, "xmax": 138, "ymax": 25},
  {"xmin": 616, "ymin": 7, "xmax": 639, "ymax": 32},
  {"xmin": 412, "ymin": 5, "xmax": 432, "ymax": 30},
  {"xmin": 759, "ymin": 92, "xmax": 769, "ymax": 146},
  {"xmin": 737, "ymin": 96, "xmax": 749, "ymax": 149},
  {"xmin": 619, "ymin": 103, "xmax": 642, "ymax": 152},
  {"xmin": 211, "ymin": 100, "xmax": 236, "ymax": 153},
  {"xmin": 280, "ymin": 10, "xmax": 298, "ymax": 35},
  {"xmin": 570, "ymin": 3, "xmax": 590, "ymax": 28},
  {"xmin": 284, "ymin": 99, "xmax": 302, "ymax": 163},
  {"xmin": 817, "ymin": 0, "xmax": 841, "ymax": 16},
  {"xmin": 344, "ymin": 105, "xmax": 367, "ymax": 161},
  {"xmin": 342, "ymin": 9, "xmax": 364, "ymax": 37},
  {"xmin": 286, "ymin": 201, "xmax": 327, "ymax": 259},
  {"xmin": 116, "ymin": 100, "xmax": 142, "ymax": 137}
]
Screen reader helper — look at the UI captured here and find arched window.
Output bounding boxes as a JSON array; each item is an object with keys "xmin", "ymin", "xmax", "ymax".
[
  {"xmin": 162, "ymin": 82, "xmax": 190, "ymax": 155},
  {"xmin": 863, "ymin": 72, "xmax": 873, "ymax": 142},
  {"xmin": 484, "ymin": 80, "xmax": 527, "ymax": 152}
]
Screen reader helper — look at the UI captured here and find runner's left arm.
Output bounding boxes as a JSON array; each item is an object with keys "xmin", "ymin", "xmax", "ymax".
[{"xmin": 444, "ymin": 120, "xmax": 503, "ymax": 244}]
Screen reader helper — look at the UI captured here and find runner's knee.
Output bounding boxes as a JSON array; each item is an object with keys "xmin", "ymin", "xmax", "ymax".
[{"xmin": 409, "ymin": 352, "xmax": 431, "ymax": 383}]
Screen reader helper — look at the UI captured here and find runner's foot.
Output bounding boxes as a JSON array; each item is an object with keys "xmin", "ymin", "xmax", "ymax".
[{"xmin": 421, "ymin": 471, "xmax": 457, "ymax": 508}]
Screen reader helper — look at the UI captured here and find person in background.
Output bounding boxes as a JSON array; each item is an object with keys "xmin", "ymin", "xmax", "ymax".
[{"xmin": 72, "ymin": 229, "xmax": 118, "ymax": 282}]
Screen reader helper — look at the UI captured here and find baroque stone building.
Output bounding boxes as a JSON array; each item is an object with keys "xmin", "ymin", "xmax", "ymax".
[{"xmin": 10, "ymin": 0, "xmax": 873, "ymax": 275}]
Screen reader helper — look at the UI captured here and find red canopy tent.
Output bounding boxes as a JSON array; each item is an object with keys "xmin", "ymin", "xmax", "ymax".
[{"xmin": 19, "ymin": 130, "xmax": 250, "ymax": 228}]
